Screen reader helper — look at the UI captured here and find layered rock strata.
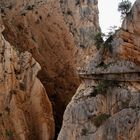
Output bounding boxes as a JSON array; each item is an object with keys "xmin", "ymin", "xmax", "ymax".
[{"xmin": 58, "ymin": 0, "xmax": 140, "ymax": 140}]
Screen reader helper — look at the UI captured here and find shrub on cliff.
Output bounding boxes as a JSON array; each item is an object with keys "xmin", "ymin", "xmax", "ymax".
[
  {"xmin": 93, "ymin": 113, "xmax": 110, "ymax": 127},
  {"xmin": 90, "ymin": 80, "xmax": 119, "ymax": 97},
  {"xmin": 118, "ymin": 0, "xmax": 132, "ymax": 18},
  {"xmin": 94, "ymin": 32, "xmax": 104, "ymax": 50}
]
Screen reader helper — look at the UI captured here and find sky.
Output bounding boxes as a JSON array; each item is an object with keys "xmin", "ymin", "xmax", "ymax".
[{"xmin": 98, "ymin": 0, "xmax": 136, "ymax": 34}]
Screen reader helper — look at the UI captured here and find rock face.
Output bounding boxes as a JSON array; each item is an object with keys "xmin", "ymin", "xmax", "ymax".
[
  {"xmin": 0, "ymin": 0, "xmax": 99, "ymax": 135},
  {"xmin": 58, "ymin": 0, "xmax": 140, "ymax": 140},
  {"xmin": 60, "ymin": 0, "xmax": 99, "ymax": 48},
  {"xmin": 0, "ymin": 0, "xmax": 80, "ymax": 132},
  {"xmin": 0, "ymin": 25, "xmax": 54, "ymax": 140},
  {"xmin": 60, "ymin": 0, "xmax": 100, "ymax": 64}
]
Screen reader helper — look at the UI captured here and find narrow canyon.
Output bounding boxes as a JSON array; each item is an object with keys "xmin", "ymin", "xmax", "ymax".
[{"xmin": 0, "ymin": 0, "xmax": 140, "ymax": 140}]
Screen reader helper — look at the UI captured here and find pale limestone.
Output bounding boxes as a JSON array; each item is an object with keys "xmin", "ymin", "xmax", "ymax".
[
  {"xmin": 0, "ymin": 25, "xmax": 55, "ymax": 140},
  {"xmin": 58, "ymin": 1, "xmax": 140, "ymax": 140}
]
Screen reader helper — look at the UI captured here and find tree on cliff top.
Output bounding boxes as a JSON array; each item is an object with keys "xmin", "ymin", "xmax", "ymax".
[{"xmin": 118, "ymin": 0, "xmax": 132, "ymax": 18}]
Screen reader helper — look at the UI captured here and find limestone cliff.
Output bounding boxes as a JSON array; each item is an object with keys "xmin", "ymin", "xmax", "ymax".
[
  {"xmin": 0, "ymin": 0, "xmax": 99, "ymax": 136},
  {"xmin": 0, "ymin": 25, "xmax": 54, "ymax": 140},
  {"xmin": 60, "ymin": 0, "xmax": 100, "ymax": 64},
  {"xmin": 58, "ymin": 0, "xmax": 140, "ymax": 140},
  {"xmin": 0, "ymin": 0, "xmax": 80, "ymax": 133}
]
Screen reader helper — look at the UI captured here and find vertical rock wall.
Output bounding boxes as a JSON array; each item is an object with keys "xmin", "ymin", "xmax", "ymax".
[
  {"xmin": 60, "ymin": 0, "xmax": 100, "ymax": 65},
  {"xmin": 0, "ymin": 0, "xmax": 100, "ymax": 136},
  {"xmin": 0, "ymin": 0, "xmax": 79, "ymax": 135},
  {"xmin": 58, "ymin": 0, "xmax": 140, "ymax": 140},
  {"xmin": 60, "ymin": 0, "xmax": 99, "ymax": 48},
  {"xmin": 0, "ymin": 25, "xmax": 55, "ymax": 140}
]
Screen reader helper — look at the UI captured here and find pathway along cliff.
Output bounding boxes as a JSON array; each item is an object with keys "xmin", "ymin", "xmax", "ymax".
[
  {"xmin": 58, "ymin": 0, "xmax": 140, "ymax": 140},
  {"xmin": 0, "ymin": 0, "xmax": 140, "ymax": 140}
]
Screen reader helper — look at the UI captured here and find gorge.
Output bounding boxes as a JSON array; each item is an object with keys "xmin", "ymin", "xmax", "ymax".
[{"xmin": 0, "ymin": 0, "xmax": 140, "ymax": 140}]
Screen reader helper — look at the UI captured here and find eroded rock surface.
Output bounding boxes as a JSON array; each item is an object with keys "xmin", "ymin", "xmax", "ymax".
[
  {"xmin": 60, "ymin": 0, "xmax": 100, "ymax": 64},
  {"xmin": 0, "ymin": 25, "xmax": 54, "ymax": 140},
  {"xmin": 0, "ymin": 0, "xmax": 80, "ymax": 132},
  {"xmin": 0, "ymin": 0, "xmax": 100, "ymax": 135},
  {"xmin": 60, "ymin": 0, "xmax": 99, "ymax": 48},
  {"xmin": 58, "ymin": 0, "xmax": 140, "ymax": 140}
]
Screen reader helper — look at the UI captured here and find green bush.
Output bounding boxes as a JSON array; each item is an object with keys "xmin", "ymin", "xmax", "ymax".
[
  {"xmin": 104, "ymin": 35, "xmax": 113, "ymax": 52},
  {"xmin": 94, "ymin": 113, "xmax": 110, "ymax": 127},
  {"xmin": 95, "ymin": 81, "xmax": 109, "ymax": 94},
  {"xmin": 81, "ymin": 128, "xmax": 88, "ymax": 136},
  {"xmin": 94, "ymin": 32, "xmax": 104, "ymax": 50},
  {"xmin": 94, "ymin": 31, "xmax": 113, "ymax": 51},
  {"xmin": 90, "ymin": 80, "xmax": 119, "ymax": 97},
  {"xmin": 96, "ymin": 61, "xmax": 112, "ymax": 69},
  {"xmin": 5, "ymin": 129, "xmax": 13, "ymax": 138},
  {"xmin": 118, "ymin": 0, "xmax": 132, "ymax": 18}
]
